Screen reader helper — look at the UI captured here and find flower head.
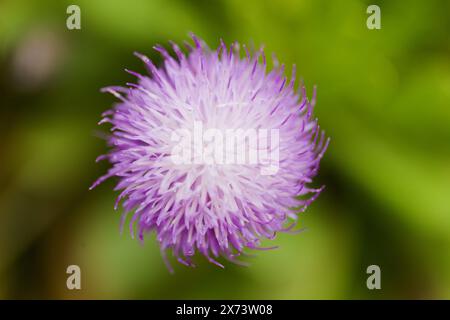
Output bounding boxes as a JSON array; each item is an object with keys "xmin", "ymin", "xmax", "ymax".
[{"xmin": 91, "ymin": 34, "xmax": 329, "ymax": 270}]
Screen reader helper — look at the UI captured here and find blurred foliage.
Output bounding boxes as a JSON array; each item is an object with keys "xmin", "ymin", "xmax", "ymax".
[{"xmin": 0, "ymin": 0, "xmax": 449, "ymax": 299}]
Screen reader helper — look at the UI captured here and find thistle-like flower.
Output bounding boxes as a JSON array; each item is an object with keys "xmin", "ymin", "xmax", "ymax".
[{"xmin": 91, "ymin": 34, "xmax": 329, "ymax": 271}]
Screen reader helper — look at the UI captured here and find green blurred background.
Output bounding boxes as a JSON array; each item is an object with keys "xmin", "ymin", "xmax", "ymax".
[{"xmin": 0, "ymin": 0, "xmax": 449, "ymax": 299}]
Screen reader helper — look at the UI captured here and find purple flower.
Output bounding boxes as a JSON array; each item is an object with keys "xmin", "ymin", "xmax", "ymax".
[{"xmin": 91, "ymin": 34, "xmax": 329, "ymax": 271}]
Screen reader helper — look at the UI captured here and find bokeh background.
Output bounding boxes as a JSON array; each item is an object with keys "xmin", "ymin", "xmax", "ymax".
[{"xmin": 0, "ymin": 0, "xmax": 449, "ymax": 299}]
